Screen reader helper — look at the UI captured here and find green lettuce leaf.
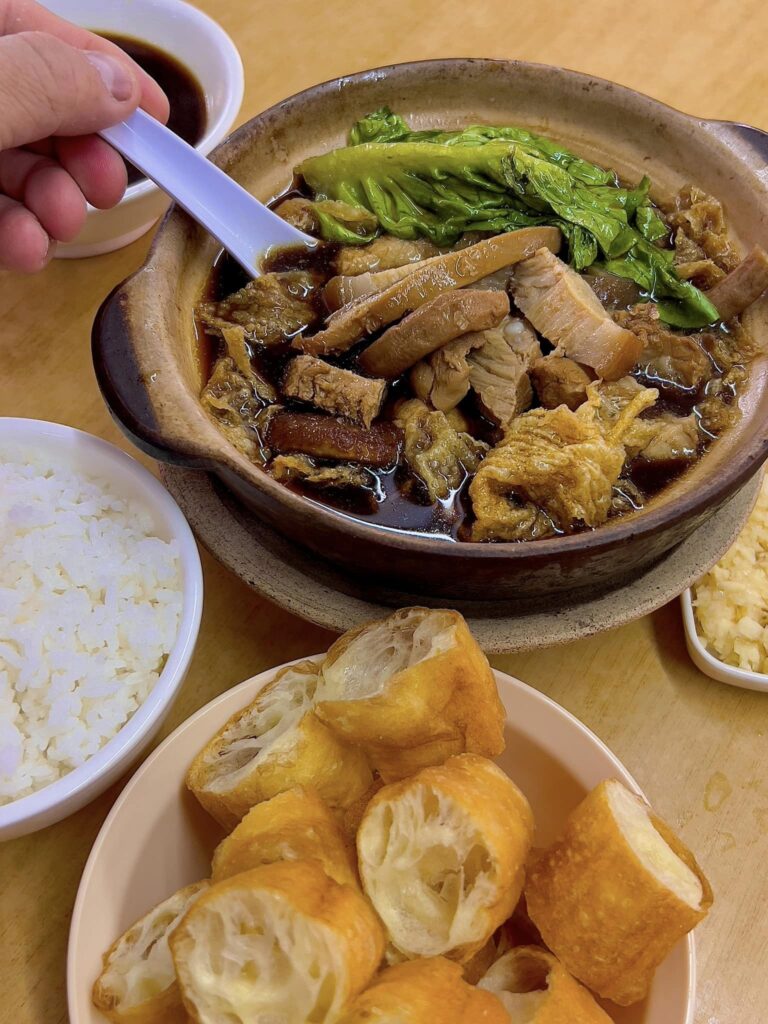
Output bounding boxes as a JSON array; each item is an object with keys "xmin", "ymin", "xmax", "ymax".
[
  {"xmin": 635, "ymin": 202, "xmax": 669, "ymax": 243},
  {"xmin": 350, "ymin": 108, "xmax": 614, "ymax": 186},
  {"xmin": 349, "ymin": 107, "xmax": 412, "ymax": 145},
  {"xmin": 300, "ymin": 141, "xmax": 550, "ymax": 246},
  {"xmin": 298, "ymin": 109, "xmax": 718, "ymax": 326},
  {"xmin": 598, "ymin": 239, "xmax": 720, "ymax": 328}
]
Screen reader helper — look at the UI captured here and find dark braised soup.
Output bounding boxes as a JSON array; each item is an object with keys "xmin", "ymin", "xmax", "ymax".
[
  {"xmin": 195, "ymin": 110, "xmax": 766, "ymax": 544},
  {"xmin": 97, "ymin": 33, "xmax": 206, "ymax": 186}
]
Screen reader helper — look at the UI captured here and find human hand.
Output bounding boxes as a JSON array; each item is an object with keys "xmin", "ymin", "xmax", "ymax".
[{"xmin": 0, "ymin": 0, "xmax": 169, "ymax": 272}]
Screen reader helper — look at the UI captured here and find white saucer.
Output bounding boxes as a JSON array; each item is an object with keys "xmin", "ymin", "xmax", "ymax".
[{"xmin": 68, "ymin": 662, "xmax": 695, "ymax": 1024}]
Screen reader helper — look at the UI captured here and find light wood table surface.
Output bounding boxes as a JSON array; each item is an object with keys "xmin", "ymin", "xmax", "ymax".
[{"xmin": 2, "ymin": 1, "xmax": 768, "ymax": 1021}]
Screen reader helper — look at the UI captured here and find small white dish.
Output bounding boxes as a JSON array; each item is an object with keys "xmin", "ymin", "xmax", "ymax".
[
  {"xmin": 68, "ymin": 662, "xmax": 695, "ymax": 1024},
  {"xmin": 681, "ymin": 589, "xmax": 768, "ymax": 692},
  {"xmin": 42, "ymin": 0, "xmax": 244, "ymax": 257},
  {"xmin": 0, "ymin": 418, "xmax": 204, "ymax": 840}
]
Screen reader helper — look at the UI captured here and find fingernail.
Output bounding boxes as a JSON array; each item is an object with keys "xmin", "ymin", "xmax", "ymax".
[{"xmin": 84, "ymin": 52, "xmax": 134, "ymax": 102}]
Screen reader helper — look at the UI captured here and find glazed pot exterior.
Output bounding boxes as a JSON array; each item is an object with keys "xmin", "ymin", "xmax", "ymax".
[
  {"xmin": 93, "ymin": 59, "xmax": 768, "ymax": 601},
  {"xmin": 214, "ymin": 466, "xmax": 734, "ymax": 602}
]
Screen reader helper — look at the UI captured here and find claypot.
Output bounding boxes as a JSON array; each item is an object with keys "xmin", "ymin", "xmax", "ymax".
[{"xmin": 93, "ymin": 59, "xmax": 768, "ymax": 601}]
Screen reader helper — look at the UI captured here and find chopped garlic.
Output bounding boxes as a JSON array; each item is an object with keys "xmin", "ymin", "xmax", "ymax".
[{"xmin": 693, "ymin": 472, "xmax": 768, "ymax": 672}]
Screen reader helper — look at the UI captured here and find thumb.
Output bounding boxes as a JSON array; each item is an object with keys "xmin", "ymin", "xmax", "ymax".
[{"xmin": 0, "ymin": 31, "xmax": 142, "ymax": 151}]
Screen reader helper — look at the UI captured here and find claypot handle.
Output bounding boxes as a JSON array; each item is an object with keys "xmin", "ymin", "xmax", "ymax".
[
  {"xmin": 92, "ymin": 279, "xmax": 220, "ymax": 469},
  {"xmin": 706, "ymin": 119, "xmax": 768, "ymax": 160},
  {"xmin": 720, "ymin": 119, "xmax": 768, "ymax": 155}
]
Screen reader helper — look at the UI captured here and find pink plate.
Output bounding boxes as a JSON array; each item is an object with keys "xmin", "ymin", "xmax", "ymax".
[{"xmin": 67, "ymin": 660, "xmax": 695, "ymax": 1024}]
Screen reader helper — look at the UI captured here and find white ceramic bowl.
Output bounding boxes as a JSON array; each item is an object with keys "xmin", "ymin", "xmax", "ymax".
[
  {"xmin": 681, "ymin": 589, "xmax": 768, "ymax": 692},
  {"xmin": 42, "ymin": 0, "xmax": 244, "ymax": 257},
  {"xmin": 0, "ymin": 418, "xmax": 203, "ymax": 840},
  {"xmin": 68, "ymin": 661, "xmax": 696, "ymax": 1024}
]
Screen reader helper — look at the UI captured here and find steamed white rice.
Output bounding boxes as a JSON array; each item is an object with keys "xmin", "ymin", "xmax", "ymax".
[
  {"xmin": 0, "ymin": 448, "xmax": 182, "ymax": 805},
  {"xmin": 693, "ymin": 472, "xmax": 768, "ymax": 672}
]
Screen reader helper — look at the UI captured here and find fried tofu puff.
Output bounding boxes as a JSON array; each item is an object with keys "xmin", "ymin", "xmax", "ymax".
[
  {"xmin": 186, "ymin": 660, "xmax": 373, "ymax": 829},
  {"xmin": 357, "ymin": 754, "xmax": 534, "ymax": 963},
  {"xmin": 337, "ymin": 957, "xmax": 509, "ymax": 1024},
  {"xmin": 92, "ymin": 881, "xmax": 209, "ymax": 1024},
  {"xmin": 314, "ymin": 608, "xmax": 505, "ymax": 782},
  {"xmin": 170, "ymin": 861, "xmax": 385, "ymax": 1024},
  {"xmin": 211, "ymin": 786, "xmax": 357, "ymax": 887},
  {"xmin": 478, "ymin": 946, "xmax": 613, "ymax": 1023},
  {"xmin": 525, "ymin": 779, "xmax": 713, "ymax": 1005}
]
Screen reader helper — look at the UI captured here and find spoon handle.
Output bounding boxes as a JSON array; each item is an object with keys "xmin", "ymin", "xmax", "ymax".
[{"xmin": 99, "ymin": 110, "xmax": 315, "ymax": 276}]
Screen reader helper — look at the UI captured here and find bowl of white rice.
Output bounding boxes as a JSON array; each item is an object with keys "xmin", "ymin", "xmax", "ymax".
[{"xmin": 0, "ymin": 418, "xmax": 203, "ymax": 840}]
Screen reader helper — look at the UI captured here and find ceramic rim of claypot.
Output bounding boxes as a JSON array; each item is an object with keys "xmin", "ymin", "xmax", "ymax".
[{"xmin": 93, "ymin": 57, "xmax": 768, "ymax": 571}]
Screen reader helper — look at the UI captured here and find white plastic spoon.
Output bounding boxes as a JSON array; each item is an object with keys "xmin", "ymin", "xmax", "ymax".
[{"xmin": 99, "ymin": 109, "xmax": 316, "ymax": 276}]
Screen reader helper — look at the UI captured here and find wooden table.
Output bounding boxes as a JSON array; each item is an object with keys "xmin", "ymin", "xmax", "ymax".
[{"xmin": 2, "ymin": 1, "xmax": 768, "ymax": 1020}]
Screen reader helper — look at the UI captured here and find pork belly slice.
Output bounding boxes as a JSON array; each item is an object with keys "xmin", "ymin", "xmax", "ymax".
[
  {"xmin": 705, "ymin": 245, "xmax": 768, "ymax": 321},
  {"xmin": 325, "ymin": 255, "xmax": 444, "ymax": 310},
  {"xmin": 410, "ymin": 333, "xmax": 487, "ymax": 412},
  {"xmin": 282, "ymin": 355, "xmax": 386, "ymax": 428},
  {"xmin": 512, "ymin": 248, "xmax": 642, "ymax": 380},
  {"xmin": 325, "ymin": 242, "xmax": 513, "ymax": 311},
  {"xmin": 298, "ymin": 227, "xmax": 561, "ymax": 356},
  {"xmin": 335, "ymin": 235, "xmax": 442, "ymax": 276},
  {"xmin": 530, "ymin": 355, "xmax": 592, "ymax": 411},
  {"xmin": 410, "ymin": 317, "xmax": 540, "ymax": 420},
  {"xmin": 267, "ymin": 411, "xmax": 401, "ymax": 467},
  {"xmin": 467, "ymin": 318, "xmax": 541, "ymax": 425},
  {"xmin": 197, "ymin": 272, "xmax": 318, "ymax": 345},
  {"xmin": 358, "ymin": 290, "xmax": 509, "ymax": 380},
  {"xmin": 613, "ymin": 304, "xmax": 714, "ymax": 390}
]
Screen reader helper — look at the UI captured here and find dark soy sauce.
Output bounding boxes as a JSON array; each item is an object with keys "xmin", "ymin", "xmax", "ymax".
[
  {"xmin": 627, "ymin": 457, "xmax": 690, "ymax": 496},
  {"xmin": 97, "ymin": 33, "xmax": 207, "ymax": 186}
]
